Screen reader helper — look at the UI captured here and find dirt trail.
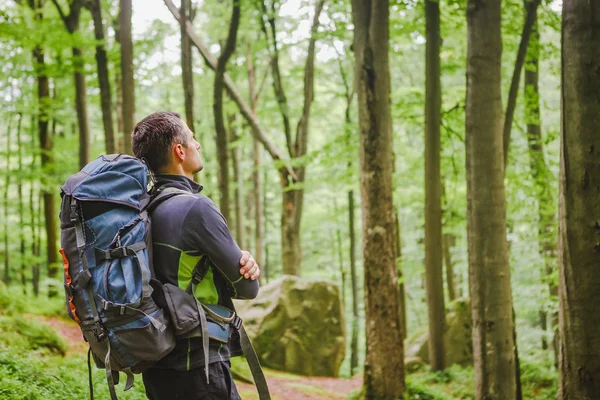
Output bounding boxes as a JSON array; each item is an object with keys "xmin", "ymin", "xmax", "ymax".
[{"xmin": 40, "ymin": 316, "xmax": 362, "ymax": 399}]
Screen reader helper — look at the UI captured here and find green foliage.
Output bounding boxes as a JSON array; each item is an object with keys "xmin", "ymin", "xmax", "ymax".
[{"xmin": 0, "ymin": 316, "xmax": 66, "ymax": 356}]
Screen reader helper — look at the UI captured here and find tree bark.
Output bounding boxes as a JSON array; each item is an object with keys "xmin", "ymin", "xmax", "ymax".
[
  {"xmin": 502, "ymin": 0, "xmax": 541, "ymax": 167},
  {"xmin": 558, "ymin": 1, "xmax": 600, "ymax": 397},
  {"xmin": 120, "ymin": 0, "xmax": 134, "ymax": 154},
  {"xmin": 180, "ymin": 0, "xmax": 196, "ymax": 132},
  {"xmin": 213, "ymin": 0, "xmax": 241, "ymax": 223},
  {"xmin": 466, "ymin": 0, "xmax": 517, "ymax": 398},
  {"xmin": 352, "ymin": 0, "xmax": 405, "ymax": 397},
  {"xmin": 425, "ymin": 0, "xmax": 446, "ymax": 371},
  {"xmin": 87, "ymin": 0, "xmax": 116, "ymax": 154}
]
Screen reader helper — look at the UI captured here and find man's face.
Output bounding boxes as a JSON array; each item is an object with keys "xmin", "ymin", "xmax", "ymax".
[{"xmin": 181, "ymin": 123, "xmax": 203, "ymax": 177}]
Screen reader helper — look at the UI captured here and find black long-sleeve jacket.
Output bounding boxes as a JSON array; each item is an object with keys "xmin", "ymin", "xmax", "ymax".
[{"xmin": 149, "ymin": 174, "xmax": 258, "ymax": 370}]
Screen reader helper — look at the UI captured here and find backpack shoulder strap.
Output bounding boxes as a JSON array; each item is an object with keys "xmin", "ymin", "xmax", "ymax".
[{"xmin": 146, "ymin": 187, "xmax": 190, "ymax": 213}]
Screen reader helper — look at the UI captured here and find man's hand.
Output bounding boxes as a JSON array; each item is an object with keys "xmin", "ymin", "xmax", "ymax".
[{"xmin": 239, "ymin": 250, "xmax": 261, "ymax": 280}]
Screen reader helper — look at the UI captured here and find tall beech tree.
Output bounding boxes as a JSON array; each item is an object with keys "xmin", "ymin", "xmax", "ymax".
[
  {"xmin": 31, "ymin": 0, "xmax": 59, "ymax": 296},
  {"xmin": 3, "ymin": 115, "xmax": 13, "ymax": 284},
  {"xmin": 466, "ymin": 0, "xmax": 517, "ymax": 397},
  {"xmin": 352, "ymin": 0, "xmax": 405, "ymax": 397},
  {"xmin": 259, "ymin": 0, "xmax": 325, "ymax": 275},
  {"xmin": 120, "ymin": 0, "xmax": 134, "ymax": 154},
  {"xmin": 524, "ymin": 6, "xmax": 557, "ymax": 352},
  {"xmin": 213, "ymin": 0, "xmax": 241, "ymax": 222},
  {"xmin": 86, "ymin": 0, "xmax": 116, "ymax": 154},
  {"xmin": 424, "ymin": 0, "xmax": 446, "ymax": 371},
  {"xmin": 51, "ymin": 0, "xmax": 91, "ymax": 168},
  {"xmin": 180, "ymin": 0, "xmax": 196, "ymax": 133},
  {"xmin": 558, "ymin": 0, "xmax": 600, "ymax": 397}
]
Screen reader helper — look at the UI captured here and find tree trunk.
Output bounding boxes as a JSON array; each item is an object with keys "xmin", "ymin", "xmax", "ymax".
[
  {"xmin": 466, "ymin": 0, "xmax": 517, "ymax": 397},
  {"xmin": 352, "ymin": 0, "xmax": 405, "ymax": 397},
  {"xmin": 395, "ymin": 210, "xmax": 407, "ymax": 341},
  {"xmin": 348, "ymin": 189, "xmax": 359, "ymax": 375},
  {"xmin": 180, "ymin": 0, "xmax": 195, "ymax": 132},
  {"xmin": 502, "ymin": 0, "xmax": 541, "ymax": 167},
  {"xmin": 88, "ymin": 0, "xmax": 116, "ymax": 154},
  {"xmin": 113, "ymin": 17, "xmax": 124, "ymax": 152},
  {"xmin": 52, "ymin": 0, "xmax": 90, "ymax": 168},
  {"xmin": 73, "ymin": 46, "xmax": 91, "ymax": 168},
  {"xmin": 261, "ymin": 0, "xmax": 325, "ymax": 275},
  {"xmin": 30, "ymin": 115, "xmax": 39, "ymax": 296},
  {"xmin": 247, "ymin": 42, "xmax": 264, "ymax": 268},
  {"xmin": 425, "ymin": 0, "xmax": 446, "ymax": 371},
  {"xmin": 524, "ymin": 8, "xmax": 558, "ymax": 353},
  {"xmin": 32, "ymin": 1, "xmax": 58, "ymax": 296},
  {"xmin": 443, "ymin": 233, "xmax": 457, "ymax": 302},
  {"xmin": 16, "ymin": 113, "xmax": 26, "ymax": 291},
  {"xmin": 558, "ymin": 1, "xmax": 600, "ymax": 397},
  {"xmin": 3, "ymin": 115, "xmax": 13, "ymax": 284},
  {"xmin": 229, "ymin": 114, "xmax": 244, "ymax": 246},
  {"xmin": 213, "ymin": 0, "xmax": 241, "ymax": 223},
  {"xmin": 120, "ymin": 0, "xmax": 134, "ymax": 154}
]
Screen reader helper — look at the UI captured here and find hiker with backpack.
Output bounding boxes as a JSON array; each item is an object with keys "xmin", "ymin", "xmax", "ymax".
[
  {"xmin": 130, "ymin": 111, "xmax": 262, "ymax": 399},
  {"xmin": 60, "ymin": 110, "xmax": 270, "ymax": 400}
]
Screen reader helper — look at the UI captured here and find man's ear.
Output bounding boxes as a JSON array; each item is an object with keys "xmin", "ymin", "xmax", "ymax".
[{"xmin": 173, "ymin": 143, "xmax": 185, "ymax": 161}]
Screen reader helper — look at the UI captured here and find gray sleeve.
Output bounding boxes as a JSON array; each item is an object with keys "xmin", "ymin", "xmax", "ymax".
[{"xmin": 181, "ymin": 196, "xmax": 259, "ymax": 299}]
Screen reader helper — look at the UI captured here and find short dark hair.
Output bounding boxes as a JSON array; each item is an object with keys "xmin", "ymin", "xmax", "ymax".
[{"xmin": 131, "ymin": 111, "xmax": 189, "ymax": 172}]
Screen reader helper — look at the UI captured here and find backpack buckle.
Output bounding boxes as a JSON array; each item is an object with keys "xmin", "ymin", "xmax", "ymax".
[
  {"xmin": 231, "ymin": 315, "xmax": 242, "ymax": 331},
  {"xmin": 92, "ymin": 323, "xmax": 107, "ymax": 342},
  {"xmin": 110, "ymin": 247, "xmax": 128, "ymax": 259}
]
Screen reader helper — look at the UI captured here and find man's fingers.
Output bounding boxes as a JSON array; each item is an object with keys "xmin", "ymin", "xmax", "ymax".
[
  {"xmin": 239, "ymin": 250, "xmax": 251, "ymax": 266},
  {"xmin": 250, "ymin": 266, "xmax": 261, "ymax": 280},
  {"xmin": 240, "ymin": 257, "xmax": 255, "ymax": 276}
]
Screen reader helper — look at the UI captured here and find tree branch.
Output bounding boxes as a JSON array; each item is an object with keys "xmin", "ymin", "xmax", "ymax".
[
  {"xmin": 261, "ymin": 0, "xmax": 293, "ymax": 157},
  {"xmin": 502, "ymin": 0, "xmax": 541, "ymax": 170},
  {"xmin": 163, "ymin": 0, "xmax": 296, "ymax": 180},
  {"xmin": 50, "ymin": 0, "xmax": 67, "ymax": 23}
]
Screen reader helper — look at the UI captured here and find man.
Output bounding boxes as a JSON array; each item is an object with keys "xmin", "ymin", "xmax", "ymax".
[{"xmin": 132, "ymin": 111, "xmax": 260, "ymax": 399}]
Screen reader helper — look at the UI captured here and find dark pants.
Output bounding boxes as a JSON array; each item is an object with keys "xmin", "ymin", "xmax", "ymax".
[{"xmin": 142, "ymin": 361, "xmax": 241, "ymax": 400}]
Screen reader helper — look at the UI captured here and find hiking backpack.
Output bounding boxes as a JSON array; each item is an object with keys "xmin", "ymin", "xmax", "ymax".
[
  {"xmin": 60, "ymin": 154, "xmax": 271, "ymax": 400},
  {"xmin": 59, "ymin": 154, "xmax": 175, "ymax": 399}
]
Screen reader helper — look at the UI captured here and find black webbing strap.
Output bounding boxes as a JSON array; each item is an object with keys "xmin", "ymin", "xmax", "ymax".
[
  {"xmin": 70, "ymin": 198, "xmax": 103, "ymax": 339},
  {"xmin": 88, "ymin": 347, "xmax": 94, "ymax": 400},
  {"xmin": 105, "ymin": 340, "xmax": 118, "ymax": 400},
  {"xmin": 239, "ymin": 324, "xmax": 271, "ymax": 400}
]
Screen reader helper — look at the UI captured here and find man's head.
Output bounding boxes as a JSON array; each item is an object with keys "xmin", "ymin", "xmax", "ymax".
[{"xmin": 132, "ymin": 111, "xmax": 203, "ymax": 178}]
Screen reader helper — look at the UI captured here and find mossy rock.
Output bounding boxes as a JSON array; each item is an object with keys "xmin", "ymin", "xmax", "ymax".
[
  {"xmin": 234, "ymin": 275, "xmax": 345, "ymax": 377},
  {"xmin": 406, "ymin": 298, "xmax": 472, "ymax": 367}
]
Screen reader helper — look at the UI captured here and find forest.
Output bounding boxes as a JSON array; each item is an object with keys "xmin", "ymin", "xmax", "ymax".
[{"xmin": 1, "ymin": 0, "xmax": 599, "ymax": 399}]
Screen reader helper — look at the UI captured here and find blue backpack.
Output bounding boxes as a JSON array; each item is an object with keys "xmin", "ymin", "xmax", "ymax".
[
  {"xmin": 60, "ymin": 154, "xmax": 271, "ymax": 400},
  {"xmin": 59, "ymin": 154, "xmax": 175, "ymax": 399}
]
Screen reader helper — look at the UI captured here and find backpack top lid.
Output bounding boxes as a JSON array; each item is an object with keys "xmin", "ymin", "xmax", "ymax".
[{"xmin": 61, "ymin": 154, "xmax": 149, "ymax": 210}]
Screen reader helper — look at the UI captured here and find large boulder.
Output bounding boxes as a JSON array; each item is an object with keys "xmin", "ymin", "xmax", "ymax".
[
  {"xmin": 406, "ymin": 298, "xmax": 472, "ymax": 367},
  {"xmin": 234, "ymin": 275, "xmax": 345, "ymax": 377}
]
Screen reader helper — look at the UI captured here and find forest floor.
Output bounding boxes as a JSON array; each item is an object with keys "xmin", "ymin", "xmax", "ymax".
[{"xmin": 35, "ymin": 315, "xmax": 363, "ymax": 400}]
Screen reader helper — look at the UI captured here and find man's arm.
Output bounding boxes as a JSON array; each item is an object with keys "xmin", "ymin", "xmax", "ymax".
[{"xmin": 182, "ymin": 196, "xmax": 259, "ymax": 299}]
